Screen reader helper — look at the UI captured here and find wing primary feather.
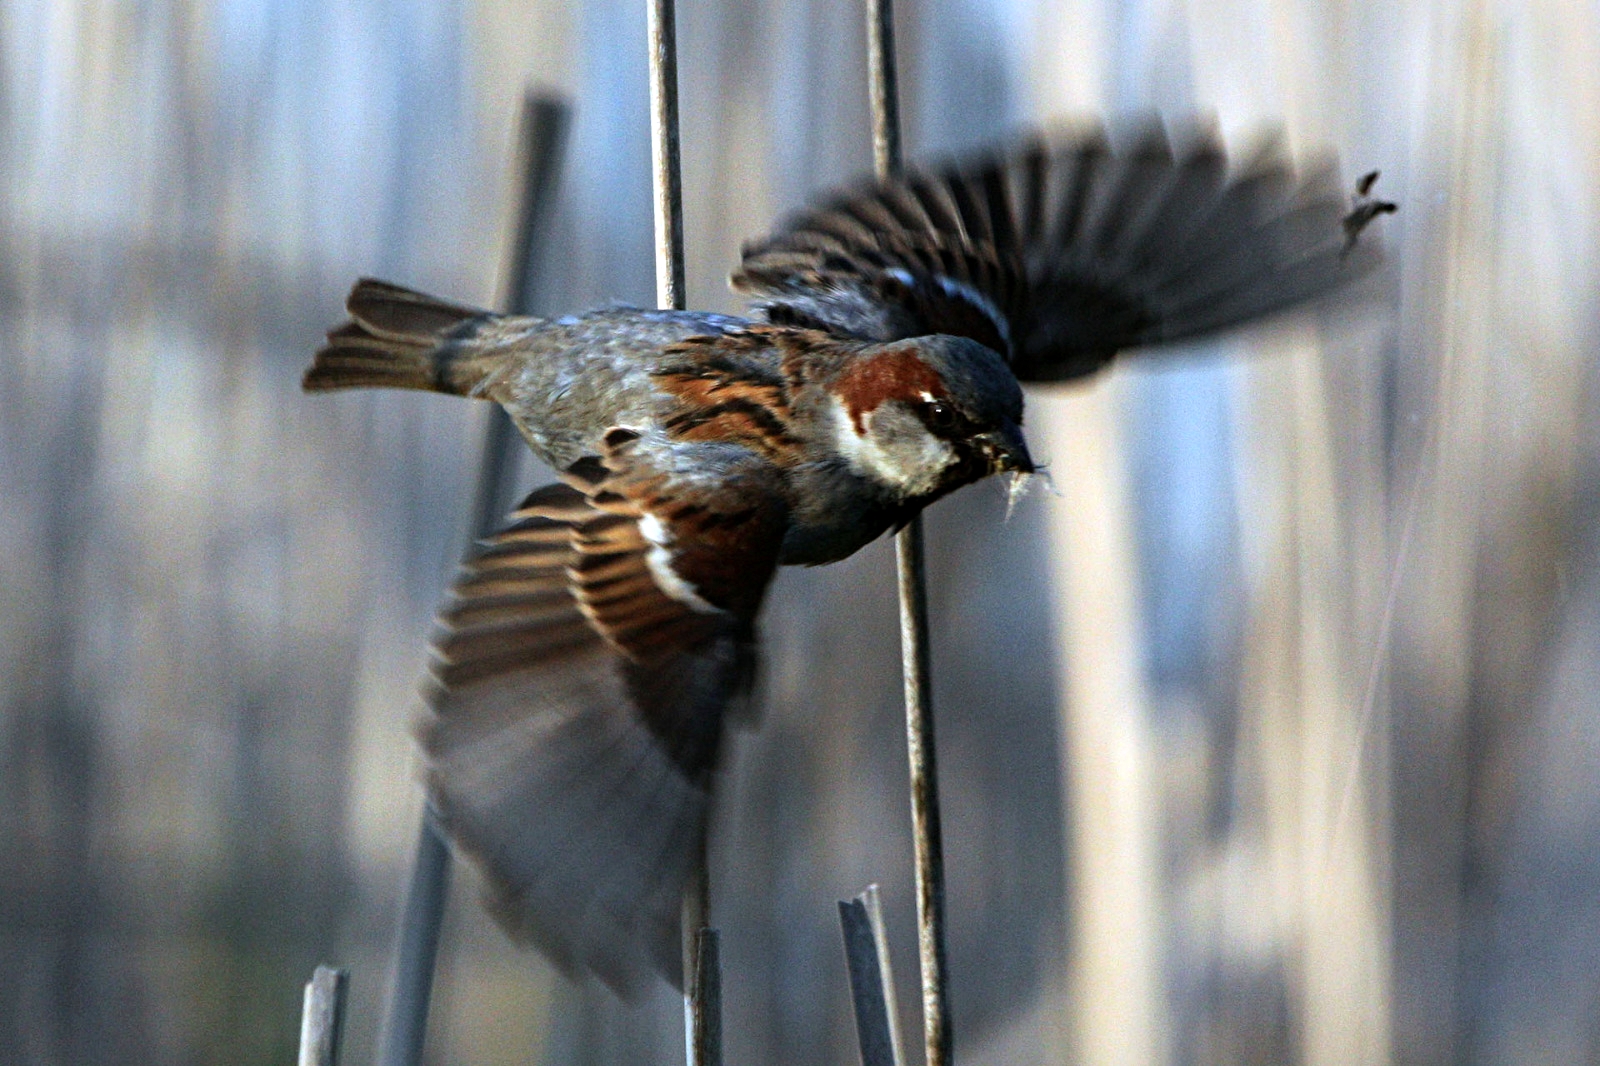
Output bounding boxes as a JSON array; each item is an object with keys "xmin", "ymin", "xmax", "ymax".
[
  {"xmin": 418, "ymin": 438, "xmax": 788, "ymax": 993},
  {"xmin": 1081, "ymin": 126, "xmax": 1174, "ymax": 261},
  {"xmin": 1045, "ymin": 134, "xmax": 1110, "ymax": 257},
  {"xmin": 1012, "ymin": 138, "xmax": 1050, "ymax": 245},
  {"xmin": 735, "ymin": 122, "xmax": 1384, "ymax": 378}
]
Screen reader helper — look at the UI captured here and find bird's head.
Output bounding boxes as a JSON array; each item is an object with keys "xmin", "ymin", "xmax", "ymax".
[{"xmin": 822, "ymin": 334, "xmax": 1033, "ymax": 503}]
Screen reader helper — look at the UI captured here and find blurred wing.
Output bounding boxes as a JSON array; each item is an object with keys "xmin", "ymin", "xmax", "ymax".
[
  {"xmin": 421, "ymin": 432, "xmax": 788, "ymax": 995},
  {"xmin": 733, "ymin": 122, "xmax": 1383, "ymax": 382}
]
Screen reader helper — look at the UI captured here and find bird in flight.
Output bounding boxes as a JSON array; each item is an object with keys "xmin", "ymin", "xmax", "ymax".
[{"xmin": 304, "ymin": 122, "xmax": 1387, "ymax": 995}]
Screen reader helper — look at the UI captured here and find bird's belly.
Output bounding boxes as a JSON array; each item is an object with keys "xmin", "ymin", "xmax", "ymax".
[
  {"xmin": 778, "ymin": 522, "xmax": 883, "ymax": 567},
  {"xmin": 776, "ymin": 478, "xmax": 902, "ymax": 567}
]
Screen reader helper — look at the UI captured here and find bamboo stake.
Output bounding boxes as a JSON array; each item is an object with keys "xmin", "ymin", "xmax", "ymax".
[
  {"xmin": 866, "ymin": 3, "xmax": 953, "ymax": 1064},
  {"xmin": 839, "ymin": 884, "xmax": 907, "ymax": 1066},
  {"xmin": 374, "ymin": 91, "xmax": 570, "ymax": 1066}
]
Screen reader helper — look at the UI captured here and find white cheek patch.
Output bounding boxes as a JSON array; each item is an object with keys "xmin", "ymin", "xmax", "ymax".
[
  {"xmin": 637, "ymin": 513, "xmax": 719, "ymax": 613},
  {"xmin": 830, "ymin": 402, "xmax": 956, "ymax": 494}
]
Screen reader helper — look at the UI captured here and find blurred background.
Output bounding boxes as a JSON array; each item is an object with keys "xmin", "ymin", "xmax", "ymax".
[{"xmin": 4, "ymin": 0, "xmax": 1598, "ymax": 1063}]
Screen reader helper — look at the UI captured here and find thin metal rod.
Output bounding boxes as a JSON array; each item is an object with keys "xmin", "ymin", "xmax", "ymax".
[
  {"xmin": 375, "ymin": 91, "xmax": 571, "ymax": 1066},
  {"xmin": 375, "ymin": 813, "xmax": 451, "ymax": 1066},
  {"xmin": 680, "ymin": 835, "xmax": 716, "ymax": 1066},
  {"xmin": 868, "ymin": 3, "xmax": 951, "ymax": 1062},
  {"xmin": 867, "ymin": 0, "xmax": 902, "ymax": 177},
  {"xmin": 895, "ymin": 520, "xmax": 951, "ymax": 1066},
  {"xmin": 299, "ymin": 965, "xmax": 350, "ymax": 1066},
  {"xmin": 839, "ymin": 885, "xmax": 906, "ymax": 1066},
  {"xmin": 647, "ymin": 3, "xmax": 718, "ymax": 1063},
  {"xmin": 687, "ymin": 929, "xmax": 723, "ymax": 1066},
  {"xmin": 649, "ymin": 0, "xmax": 687, "ymax": 312}
]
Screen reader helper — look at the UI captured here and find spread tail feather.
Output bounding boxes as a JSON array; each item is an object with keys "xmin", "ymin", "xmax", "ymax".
[{"xmin": 302, "ymin": 278, "xmax": 497, "ymax": 394}]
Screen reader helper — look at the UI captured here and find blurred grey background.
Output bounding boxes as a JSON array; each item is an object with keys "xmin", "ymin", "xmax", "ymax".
[{"xmin": 4, "ymin": 0, "xmax": 1598, "ymax": 1064}]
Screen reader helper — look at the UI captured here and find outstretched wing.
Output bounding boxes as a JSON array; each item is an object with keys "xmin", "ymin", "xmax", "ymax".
[
  {"xmin": 733, "ymin": 121, "xmax": 1382, "ymax": 382},
  {"xmin": 421, "ymin": 430, "xmax": 788, "ymax": 995}
]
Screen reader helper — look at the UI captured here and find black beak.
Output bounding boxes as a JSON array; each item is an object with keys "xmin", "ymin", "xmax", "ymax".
[{"xmin": 978, "ymin": 422, "xmax": 1034, "ymax": 475}]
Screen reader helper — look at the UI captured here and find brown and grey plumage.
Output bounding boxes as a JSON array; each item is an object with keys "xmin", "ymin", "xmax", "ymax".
[
  {"xmin": 736, "ymin": 122, "xmax": 1377, "ymax": 380},
  {"xmin": 303, "ymin": 120, "xmax": 1388, "ymax": 996},
  {"xmin": 419, "ymin": 432, "xmax": 787, "ymax": 987}
]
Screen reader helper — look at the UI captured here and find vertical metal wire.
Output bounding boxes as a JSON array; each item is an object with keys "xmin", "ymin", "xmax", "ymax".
[
  {"xmin": 375, "ymin": 815, "xmax": 451, "ymax": 1066},
  {"xmin": 647, "ymin": 2, "xmax": 721, "ymax": 1062},
  {"xmin": 896, "ymin": 520, "xmax": 951, "ymax": 1066},
  {"xmin": 867, "ymin": 0, "xmax": 901, "ymax": 177},
  {"xmin": 691, "ymin": 928, "xmax": 723, "ymax": 1066},
  {"xmin": 649, "ymin": 0, "xmax": 688, "ymax": 313},
  {"xmin": 298, "ymin": 965, "xmax": 350, "ymax": 1066},
  {"xmin": 868, "ymin": 2, "xmax": 952, "ymax": 1064},
  {"xmin": 374, "ymin": 91, "xmax": 570, "ymax": 1066}
]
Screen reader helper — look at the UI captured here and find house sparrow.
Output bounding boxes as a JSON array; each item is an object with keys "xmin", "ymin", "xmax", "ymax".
[{"xmin": 304, "ymin": 122, "xmax": 1385, "ymax": 995}]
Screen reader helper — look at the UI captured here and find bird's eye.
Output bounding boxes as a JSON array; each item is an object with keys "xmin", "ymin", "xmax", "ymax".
[{"xmin": 922, "ymin": 400, "xmax": 959, "ymax": 432}]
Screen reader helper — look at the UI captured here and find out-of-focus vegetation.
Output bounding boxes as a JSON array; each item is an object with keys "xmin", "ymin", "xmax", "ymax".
[{"xmin": 3, "ymin": 1, "xmax": 1597, "ymax": 1064}]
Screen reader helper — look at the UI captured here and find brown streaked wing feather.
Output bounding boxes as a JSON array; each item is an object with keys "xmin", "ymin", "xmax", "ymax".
[
  {"xmin": 647, "ymin": 331, "xmax": 813, "ymax": 463},
  {"xmin": 421, "ymin": 441, "xmax": 789, "ymax": 996}
]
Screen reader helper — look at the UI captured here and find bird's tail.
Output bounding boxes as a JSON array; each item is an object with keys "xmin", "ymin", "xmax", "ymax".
[{"xmin": 303, "ymin": 278, "xmax": 498, "ymax": 395}]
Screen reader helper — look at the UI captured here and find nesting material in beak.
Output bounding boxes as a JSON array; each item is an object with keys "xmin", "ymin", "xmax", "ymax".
[
  {"xmin": 975, "ymin": 422, "xmax": 1039, "ymax": 520},
  {"xmin": 980, "ymin": 423, "xmax": 1034, "ymax": 476}
]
